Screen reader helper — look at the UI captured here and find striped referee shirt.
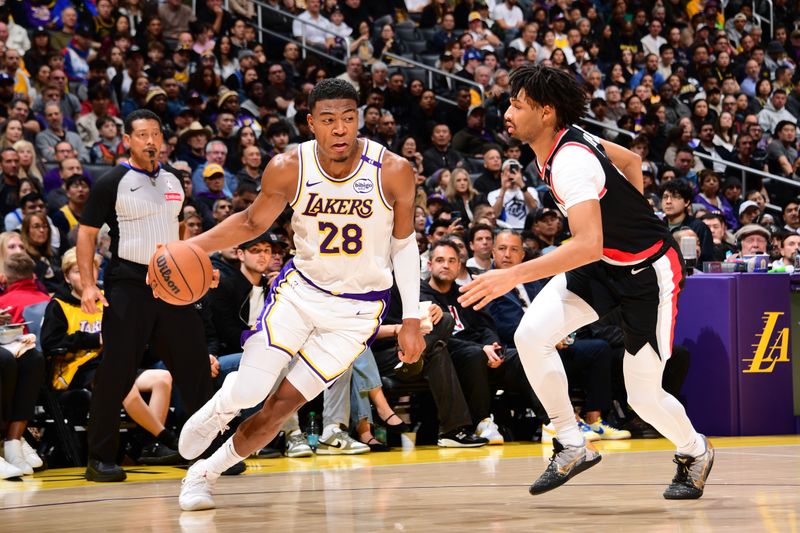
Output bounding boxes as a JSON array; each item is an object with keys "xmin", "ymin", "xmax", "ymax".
[{"xmin": 81, "ymin": 162, "xmax": 184, "ymax": 265}]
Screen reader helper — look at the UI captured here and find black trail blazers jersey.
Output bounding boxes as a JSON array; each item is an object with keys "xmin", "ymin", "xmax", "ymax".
[{"xmin": 533, "ymin": 125, "xmax": 672, "ymax": 265}]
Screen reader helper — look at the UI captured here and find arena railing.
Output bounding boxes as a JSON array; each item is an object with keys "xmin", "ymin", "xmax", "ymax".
[
  {"xmin": 251, "ymin": 0, "xmax": 351, "ymax": 60},
  {"xmin": 383, "ymin": 51, "xmax": 484, "ymax": 106},
  {"xmin": 752, "ymin": 0, "xmax": 774, "ymax": 39},
  {"xmin": 580, "ymin": 116, "xmax": 797, "ymax": 214}
]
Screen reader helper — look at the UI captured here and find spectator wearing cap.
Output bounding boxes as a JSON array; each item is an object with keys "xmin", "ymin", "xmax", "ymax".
[
  {"xmin": 487, "ymin": 158, "xmax": 538, "ymax": 230},
  {"xmin": 457, "ymin": 49, "xmax": 483, "ymax": 85},
  {"xmin": 159, "ymin": 0, "xmax": 196, "ymax": 41},
  {"xmin": 35, "ymin": 103, "xmax": 88, "ymax": 164},
  {"xmin": 209, "ymin": 231, "xmax": 286, "ymax": 356},
  {"xmin": 192, "ymin": 139, "xmax": 237, "ymax": 196},
  {"xmin": 738, "ymin": 200, "xmax": 761, "ymax": 227},
  {"xmin": 223, "ymin": 49, "xmax": 256, "ymax": 93},
  {"xmin": 452, "ymin": 105, "xmax": 502, "ymax": 158},
  {"xmin": 758, "ymin": 89, "xmax": 796, "ymax": 136},
  {"xmin": 734, "ymin": 223, "xmax": 770, "ymax": 256},
  {"xmin": 764, "ymin": 40, "xmax": 788, "ymax": 75},
  {"xmin": 197, "ymin": 163, "xmax": 230, "ymax": 210},
  {"xmin": 725, "ymin": 12, "xmax": 749, "ymax": 49},
  {"xmin": 766, "ymin": 120, "xmax": 798, "ymax": 177},
  {"xmin": 77, "ymin": 85, "xmax": 123, "ymax": 148},
  {"xmin": 144, "ymin": 86, "xmax": 170, "ymax": 121},
  {"xmin": 660, "ymin": 179, "xmax": 716, "ymax": 262},
  {"xmin": 63, "ymin": 26, "xmax": 93, "ymax": 96},
  {"xmin": 432, "ymin": 52, "xmax": 459, "ymax": 97},
  {"xmin": 50, "ymin": 6, "xmax": 78, "ymax": 53},
  {"xmin": 528, "ymin": 208, "xmax": 562, "ymax": 252},
  {"xmin": 24, "ymin": 28, "xmax": 52, "ymax": 80},
  {"xmin": 175, "ymin": 121, "xmax": 213, "ymax": 171}
]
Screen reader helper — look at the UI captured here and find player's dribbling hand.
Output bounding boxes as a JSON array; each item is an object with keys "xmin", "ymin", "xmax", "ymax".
[
  {"xmin": 81, "ymin": 284, "xmax": 108, "ymax": 313},
  {"xmin": 397, "ymin": 319, "xmax": 425, "ymax": 364},
  {"xmin": 458, "ymin": 269, "xmax": 518, "ymax": 310}
]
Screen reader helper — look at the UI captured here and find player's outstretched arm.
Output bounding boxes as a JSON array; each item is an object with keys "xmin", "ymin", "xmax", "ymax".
[
  {"xmin": 599, "ymin": 139, "xmax": 644, "ymax": 194},
  {"xmin": 459, "ymin": 199, "xmax": 603, "ymax": 310},
  {"xmin": 188, "ymin": 152, "xmax": 299, "ymax": 254},
  {"xmin": 382, "ymin": 152, "xmax": 425, "ymax": 364}
]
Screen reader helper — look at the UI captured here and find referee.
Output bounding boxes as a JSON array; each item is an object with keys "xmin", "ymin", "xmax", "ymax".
[{"xmin": 77, "ymin": 109, "xmax": 213, "ymax": 482}]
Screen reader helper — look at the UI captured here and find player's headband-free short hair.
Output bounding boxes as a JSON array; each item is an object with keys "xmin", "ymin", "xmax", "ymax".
[{"xmin": 308, "ymin": 78, "xmax": 359, "ymax": 112}]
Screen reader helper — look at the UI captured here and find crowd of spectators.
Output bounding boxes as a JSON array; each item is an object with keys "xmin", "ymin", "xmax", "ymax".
[{"xmin": 0, "ymin": 0, "xmax": 799, "ymax": 475}]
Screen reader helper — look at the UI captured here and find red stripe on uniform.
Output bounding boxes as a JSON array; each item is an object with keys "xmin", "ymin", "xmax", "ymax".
[
  {"xmin": 664, "ymin": 247, "xmax": 683, "ymax": 349},
  {"xmin": 603, "ymin": 240, "xmax": 663, "ymax": 263}
]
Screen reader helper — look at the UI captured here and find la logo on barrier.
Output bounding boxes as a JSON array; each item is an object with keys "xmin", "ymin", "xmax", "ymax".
[{"xmin": 742, "ymin": 312, "xmax": 790, "ymax": 373}]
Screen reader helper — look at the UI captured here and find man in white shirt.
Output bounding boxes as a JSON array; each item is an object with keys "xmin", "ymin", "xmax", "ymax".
[
  {"xmin": 493, "ymin": 0, "xmax": 525, "ymax": 38},
  {"xmin": 509, "ymin": 22, "xmax": 541, "ymax": 57},
  {"xmin": 488, "ymin": 159, "xmax": 539, "ymax": 230},
  {"xmin": 640, "ymin": 19, "xmax": 666, "ymax": 56},
  {"xmin": 292, "ymin": 0, "xmax": 335, "ymax": 49}
]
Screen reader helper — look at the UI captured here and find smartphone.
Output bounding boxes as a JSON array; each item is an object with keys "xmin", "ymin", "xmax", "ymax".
[{"xmin": 495, "ymin": 346, "xmax": 506, "ymax": 359}]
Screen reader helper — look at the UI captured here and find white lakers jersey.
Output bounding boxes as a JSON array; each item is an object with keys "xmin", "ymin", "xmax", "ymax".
[{"xmin": 289, "ymin": 138, "xmax": 394, "ymax": 295}]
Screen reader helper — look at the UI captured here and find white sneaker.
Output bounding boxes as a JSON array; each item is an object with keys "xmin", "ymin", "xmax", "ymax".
[
  {"xmin": 540, "ymin": 423, "xmax": 557, "ymax": 444},
  {"xmin": 0, "ymin": 456, "xmax": 24, "ymax": 479},
  {"xmin": 476, "ymin": 415, "xmax": 504, "ymax": 445},
  {"xmin": 4, "ymin": 440, "xmax": 33, "ymax": 475},
  {"xmin": 179, "ymin": 460, "xmax": 217, "ymax": 511},
  {"xmin": 316, "ymin": 429, "xmax": 369, "ymax": 455},
  {"xmin": 179, "ymin": 382, "xmax": 240, "ymax": 460},
  {"xmin": 285, "ymin": 430, "xmax": 313, "ymax": 458},
  {"xmin": 20, "ymin": 439, "xmax": 43, "ymax": 469}
]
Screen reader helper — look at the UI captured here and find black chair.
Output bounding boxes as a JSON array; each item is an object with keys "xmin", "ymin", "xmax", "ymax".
[
  {"xmin": 417, "ymin": 53, "xmax": 439, "ymax": 67},
  {"xmin": 405, "ymin": 40, "xmax": 429, "ymax": 54},
  {"xmin": 396, "ymin": 26, "xmax": 420, "ymax": 43},
  {"xmin": 418, "ymin": 27, "xmax": 436, "ymax": 42}
]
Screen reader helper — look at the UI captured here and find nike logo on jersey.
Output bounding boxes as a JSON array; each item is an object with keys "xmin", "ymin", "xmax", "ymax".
[
  {"xmin": 631, "ymin": 266, "xmax": 649, "ymax": 275},
  {"xmin": 130, "ymin": 185, "xmax": 143, "ymax": 192},
  {"xmin": 306, "ymin": 180, "xmax": 322, "ymax": 187}
]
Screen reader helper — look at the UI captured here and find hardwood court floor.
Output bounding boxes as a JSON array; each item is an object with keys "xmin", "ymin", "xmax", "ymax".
[{"xmin": 1, "ymin": 436, "xmax": 798, "ymax": 532}]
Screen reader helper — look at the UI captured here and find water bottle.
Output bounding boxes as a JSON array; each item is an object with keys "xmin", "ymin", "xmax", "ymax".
[{"xmin": 307, "ymin": 411, "xmax": 320, "ymax": 450}]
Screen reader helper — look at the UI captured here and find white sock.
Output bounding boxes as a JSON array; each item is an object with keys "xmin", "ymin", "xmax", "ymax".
[
  {"xmin": 321, "ymin": 424, "xmax": 340, "ymax": 441},
  {"xmin": 678, "ymin": 434, "xmax": 707, "ymax": 458},
  {"xmin": 203, "ymin": 436, "xmax": 245, "ymax": 480}
]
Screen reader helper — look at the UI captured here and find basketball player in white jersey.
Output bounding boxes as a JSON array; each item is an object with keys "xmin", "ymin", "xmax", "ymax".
[
  {"xmin": 172, "ymin": 79, "xmax": 425, "ymax": 511},
  {"xmin": 460, "ymin": 66, "xmax": 713, "ymax": 499}
]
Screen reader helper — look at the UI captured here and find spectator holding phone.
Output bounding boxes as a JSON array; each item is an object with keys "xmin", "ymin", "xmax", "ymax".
[{"xmin": 487, "ymin": 159, "xmax": 539, "ymax": 230}]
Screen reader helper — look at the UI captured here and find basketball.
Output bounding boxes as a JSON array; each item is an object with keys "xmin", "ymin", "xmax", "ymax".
[{"xmin": 148, "ymin": 241, "xmax": 213, "ymax": 305}]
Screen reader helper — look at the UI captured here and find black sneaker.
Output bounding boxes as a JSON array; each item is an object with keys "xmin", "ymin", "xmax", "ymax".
[
  {"xmin": 85, "ymin": 459, "xmax": 126, "ymax": 482},
  {"xmin": 437, "ymin": 428, "xmax": 488, "ymax": 448},
  {"xmin": 254, "ymin": 446, "xmax": 282, "ymax": 459},
  {"xmin": 138, "ymin": 442, "xmax": 183, "ymax": 466},
  {"xmin": 663, "ymin": 435, "xmax": 714, "ymax": 500},
  {"xmin": 221, "ymin": 460, "xmax": 246, "ymax": 476},
  {"xmin": 529, "ymin": 438, "xmax": 601, "ymax": 495}
]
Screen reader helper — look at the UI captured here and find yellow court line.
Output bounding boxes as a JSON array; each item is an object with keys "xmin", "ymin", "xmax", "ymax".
[{"xmin": 1, "ymin": 436, "xmax": 797, "ymax": 494}]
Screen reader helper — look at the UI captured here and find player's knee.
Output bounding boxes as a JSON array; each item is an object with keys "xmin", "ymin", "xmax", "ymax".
[
  {"xmin": 228, "ymin": 375, "xmax": 271, "ymax": 409},
  {"xmin": 514, "ymin": 318, "xmax": 548, "ymax": 355}
]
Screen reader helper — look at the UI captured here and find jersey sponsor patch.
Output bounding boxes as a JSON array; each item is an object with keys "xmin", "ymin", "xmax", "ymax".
[
  {"xmin": 164, "ymin": 192, "xmax": 182, "ymax": 201},
  {"xmin": 353, "ymin": 178, "xmax": 374, "ymax": 194}
]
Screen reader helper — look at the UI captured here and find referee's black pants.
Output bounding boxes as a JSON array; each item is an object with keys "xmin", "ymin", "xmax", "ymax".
[{"xmin": 88, "ymin": 280, "xmax": 212, "ymax": 463}]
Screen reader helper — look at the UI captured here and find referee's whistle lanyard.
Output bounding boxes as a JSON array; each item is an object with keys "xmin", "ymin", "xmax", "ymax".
[{"xmin": 124, "ymin": 161, "xmax": 161, "ymax": 179}]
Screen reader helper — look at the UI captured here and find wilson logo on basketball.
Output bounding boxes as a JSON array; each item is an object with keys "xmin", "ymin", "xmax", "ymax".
[
  {"xmin": 164, "ymin": 192, "xmax": 182, "ymax": 201},
  {"xmin": 156, "ymin": 255, "xmax": 181, "ymax": 295}
]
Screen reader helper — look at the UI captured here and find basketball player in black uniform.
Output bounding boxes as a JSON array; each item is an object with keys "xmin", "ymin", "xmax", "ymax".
[{"xmin": 459, "ymin": 66, "xmax": 713, "ymax": 499}]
